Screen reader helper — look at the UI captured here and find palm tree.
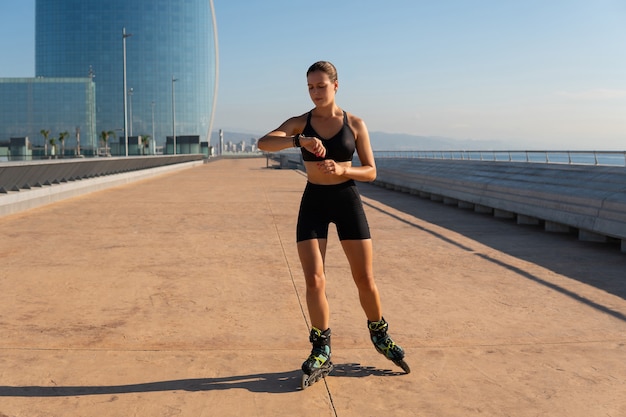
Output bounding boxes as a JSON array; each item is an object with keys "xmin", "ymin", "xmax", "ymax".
[
  {"xmin": 49, "ymin": 137, "xmax": 57, "ymax": 157},
  {"xmin": 58, "ymin": 131, "xmax": 69, "ymax": 158},
  {"xmin": 40, "ymin": 129, "xmax": 50, "ymax": 157},
  {"xmin": 141, "ymin": 135, "xmax": 150, "ymax": 155},
  {"xmin": 99, "ymin": 131, "xmax": 107, "ymax": 156},
  {"xmin": 100, "ymin": 130, "xmax": 114, "ymax": 156},
  {"xmin": 106, "ymin": 131, "xmax": 115, "ymax": 155}
]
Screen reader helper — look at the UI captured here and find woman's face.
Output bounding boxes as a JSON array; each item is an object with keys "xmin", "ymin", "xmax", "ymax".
[{"xmin": 307, "ymin": 71, "xmax": 338, "ymax": 107}]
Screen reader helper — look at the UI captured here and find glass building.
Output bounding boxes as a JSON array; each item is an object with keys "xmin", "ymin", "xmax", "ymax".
[
  {"xmin": 0, "ymin": 77, "xmax": 96, "ymax": 157},
  {"xmin": 35, "ymin": 0, "xmax": 218, "ymax": 153}
]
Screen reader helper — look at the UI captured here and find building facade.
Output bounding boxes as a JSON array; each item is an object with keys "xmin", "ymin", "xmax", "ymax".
[
  {"xmin": 35, "ymin": 0, "xmax": 218, "ymax": 153},
  {"xmin": 0, "ymin": 77, "xmax": 96, "ymax": 157}
]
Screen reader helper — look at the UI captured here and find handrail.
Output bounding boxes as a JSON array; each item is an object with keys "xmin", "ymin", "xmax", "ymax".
[{"xmin": 373, "ymin": 150, "xmax": 626, "ymax": 167}]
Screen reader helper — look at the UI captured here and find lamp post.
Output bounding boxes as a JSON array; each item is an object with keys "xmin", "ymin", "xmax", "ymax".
[
  {"xmin": 151, "ymin": 101, "xmax": 156, "ymax": 155},
  {"xmin": 171, "ymin": 76, "xmax": 178, "ymax": 155},
  {"xmin": 128, "ymin": 87, "xmax": 134, "ymax": 137},
  {"xmin": 88, "ymin": 66, "xmax": 96, "ymax": 154},
  {"xmin": 122, "ymin": 27, "xmax": 132, "ymax": 157}
]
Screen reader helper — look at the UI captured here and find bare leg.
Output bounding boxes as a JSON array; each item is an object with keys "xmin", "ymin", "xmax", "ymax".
[
  {"xmin": 297, "ymin": 238, "xmax": 330, "ymax": 330},
  {"xmin": 341, "ymin": 239, "xmax": 409, "ymax": 372},
  {"xmin": 340, "ymin": 239, "xmax": 382, "ymax": 322}
]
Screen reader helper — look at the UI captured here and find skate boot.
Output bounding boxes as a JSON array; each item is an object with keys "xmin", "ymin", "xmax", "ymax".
[
  {"xmin": 300, "ymin": 327, "xmax": 333, "ymax": 389},
  {"xmin": 368, "ymin": 317, "xmax": 411, "ymax": 373}
]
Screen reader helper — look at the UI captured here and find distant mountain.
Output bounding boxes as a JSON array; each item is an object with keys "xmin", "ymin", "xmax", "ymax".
[{"xmin": 210, "ymin": 130, "xmax": 511, "ymax": 150}]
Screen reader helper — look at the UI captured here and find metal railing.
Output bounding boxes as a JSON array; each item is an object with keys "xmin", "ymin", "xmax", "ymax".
[{"xmin": 373, "ymin": 150, "xmax": 626, "ymax": 167}]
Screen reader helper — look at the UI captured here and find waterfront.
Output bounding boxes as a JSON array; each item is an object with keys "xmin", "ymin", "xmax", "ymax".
[{"xmin": 374, "ymin": 150, "xmax": 626, "ymax": 166}]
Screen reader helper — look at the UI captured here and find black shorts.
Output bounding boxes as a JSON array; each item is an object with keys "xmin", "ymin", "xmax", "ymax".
[{"xmin": 296, "ymin": 180, "xmax": 371, "ymax": 242}]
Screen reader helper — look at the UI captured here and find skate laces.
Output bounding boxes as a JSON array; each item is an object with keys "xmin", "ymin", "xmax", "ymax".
[{"xmin": 373, "ymin": 334, "xmax": 403, "ymax": 358}]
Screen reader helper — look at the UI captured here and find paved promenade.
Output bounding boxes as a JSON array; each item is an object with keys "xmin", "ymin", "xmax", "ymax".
[{"xmin": 1, "ymin": 158, "xmax": 625, "ymax": 417}]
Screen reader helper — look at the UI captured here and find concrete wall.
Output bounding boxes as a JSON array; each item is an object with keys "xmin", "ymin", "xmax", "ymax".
[
  {"xmin": 373, "ymin": 158, "xmax": 626, "ymax": 252},
  {"xmin": 0, "ymin": 155, "xmax": 204, "ymax": 217},
  {"xmin": 0, "ymin": 155, "xmax": 203, "ymax": 193}
]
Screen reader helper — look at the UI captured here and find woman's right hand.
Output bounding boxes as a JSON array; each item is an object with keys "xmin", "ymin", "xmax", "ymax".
[{"xmin": 301, "ymin": 136, "xmax": 326, "ymax": 159}]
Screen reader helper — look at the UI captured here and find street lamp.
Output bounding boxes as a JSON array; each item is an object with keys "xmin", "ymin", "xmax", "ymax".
[
  {"xmin": 122, "ymin": 27, "xmax": 132, "ymax": 157},
  {"xmin": 151, "ymin": 101, "xmax": 156, "ymax": 155},
  {"xmin": 128, "ymin": 87, "xmax": 134, "ymax": 137},
  {"xmin": 172, "ymin": 76, "xmax": 178, "ymax": 155}
]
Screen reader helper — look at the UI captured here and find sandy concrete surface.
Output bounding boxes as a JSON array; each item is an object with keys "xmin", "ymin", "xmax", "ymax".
[{"xmin": 0, "ymin": 157, "xmax": 624, "ymax": 417}]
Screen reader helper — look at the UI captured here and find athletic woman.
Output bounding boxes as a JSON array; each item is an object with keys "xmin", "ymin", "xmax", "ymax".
[{"xmin": 258, "ymin": 61, "xmax": 408, "ymax": 378}]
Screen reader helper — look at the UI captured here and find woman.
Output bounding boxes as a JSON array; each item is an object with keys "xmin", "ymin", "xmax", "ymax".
[{"xmin": 258, "ymin": 61, "xmax": 408, "ymax": 376}]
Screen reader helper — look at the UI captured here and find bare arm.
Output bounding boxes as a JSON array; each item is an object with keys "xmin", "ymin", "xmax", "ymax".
[
  {"xmin": 258, "ymin": 115, "xmax": 326, "ymax": 157},
  {"xmin": 257, "ymin": 117, "xmax": 300, "ymax": 152}
]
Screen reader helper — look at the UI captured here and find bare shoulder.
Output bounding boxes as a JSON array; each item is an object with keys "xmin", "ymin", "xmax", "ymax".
[
  {"xmin": 344, "ymin": 111, "xmax": 369, "ymax": 139},
  {"xmin": 291, "ymin": 111, "xmax": 310, "ymax": 124},
  {"xmin": 277, "ymin": 112, "xmax": 309, "ymax": 135}
]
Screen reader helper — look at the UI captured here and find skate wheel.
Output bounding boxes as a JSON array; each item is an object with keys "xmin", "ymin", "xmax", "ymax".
[
  {"xmin": 301, "ymin": 373, "xmax": 308, "ymax": 389},
  {"xmin": 394, "ymin": 359, "xmax": 411, "ymax": 374},
  {"xmin": 301, "ymin": 362, "xmax": 333, "ymax": 389},
  {"xmin": 301, "ymin": 372, "xmax": 321, "ymax": 389}
]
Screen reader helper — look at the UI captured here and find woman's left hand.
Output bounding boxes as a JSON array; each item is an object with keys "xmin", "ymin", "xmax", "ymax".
[{"xmin": 317, "ymin": 159, "xmax": 346, "ymax": 176}]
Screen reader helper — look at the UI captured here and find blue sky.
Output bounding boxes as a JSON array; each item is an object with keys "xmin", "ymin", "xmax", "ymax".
[{"xmin": 1, "ymin": 0, "xmax": 625, "ymax": 149}]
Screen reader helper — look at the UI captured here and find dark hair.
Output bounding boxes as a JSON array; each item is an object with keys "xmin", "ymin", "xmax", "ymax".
[{"xmin": 307, "ymin": 61, "xmax": 338, "ymax": 83}]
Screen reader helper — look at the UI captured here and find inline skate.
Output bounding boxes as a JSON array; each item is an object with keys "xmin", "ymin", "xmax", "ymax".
[
  {"xmin": 301, "ymin": 327, "xmax": 333, "ymax": 389},
  {"xmin": 369, "ymin": 317, "xmax": 410, "ymax": 374}
]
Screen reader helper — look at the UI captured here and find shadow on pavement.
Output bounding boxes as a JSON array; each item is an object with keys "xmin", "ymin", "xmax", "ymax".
[
  {"xmin": 0, "ymin": 363, "xmax": 404, "ymax": 397},
  {"xmin": 358, "ymin": 183, "xmax": 626, "ymax": 305}
]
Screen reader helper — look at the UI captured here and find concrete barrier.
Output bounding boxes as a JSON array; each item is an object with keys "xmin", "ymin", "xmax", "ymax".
[
  {"xmin": 373, "ymin": 158, "xmax": 626, "ymax": 252},
  {"xmin": 0, "ymin": 155, "xmax": 203, "ymax": 193},
  {"xmin": 0, "ymin": 155, "xmax": 204, "ymax": 217}
]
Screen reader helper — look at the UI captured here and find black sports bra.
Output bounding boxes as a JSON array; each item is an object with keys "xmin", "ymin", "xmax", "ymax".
[{"xmin": 301, "ymin": 111, "xmax": 356, "ymax": 162}]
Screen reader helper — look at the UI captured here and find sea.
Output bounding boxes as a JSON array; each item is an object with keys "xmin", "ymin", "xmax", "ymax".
[{"xmin": 372, "ymin": 151, "xmax": 626, "ymax": 167}]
